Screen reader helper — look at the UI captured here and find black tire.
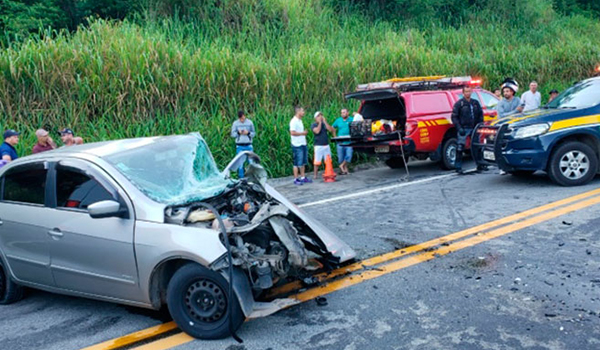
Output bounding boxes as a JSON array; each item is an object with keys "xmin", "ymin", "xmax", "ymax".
[
  {"xmin": 385, "ymin": 156, "xmax": 407, "ymax": 169},
  {"xmin": 548, "ymin": 141, "xmax": 598, "ymax": 186},
  {"xmin": 440, "ymin": 137, "xmax": 458, "ymax": 170},
  {"xmin": 0, "ymin": 260, "xmax": 24, "ymax": 305},
  {"xmin": 509, "ymin": 170, "xmax": 536, "ymax": 177},
  {"xmin": 167, "ymin": 263, "xmax": 244, "ymax": 340}
]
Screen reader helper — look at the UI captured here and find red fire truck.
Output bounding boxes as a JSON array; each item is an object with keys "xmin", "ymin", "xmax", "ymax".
[{"xmin": 335, "ymin": 76, "xmax": 499, "ymax": 169}]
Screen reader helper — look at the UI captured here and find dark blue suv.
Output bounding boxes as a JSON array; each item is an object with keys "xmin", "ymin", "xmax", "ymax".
[{"xmin": 473, "ymin": 76, "xmax": 600, "ymax": 186}]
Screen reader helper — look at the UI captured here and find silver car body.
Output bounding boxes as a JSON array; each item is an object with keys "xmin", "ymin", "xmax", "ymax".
[{"xmin": 0, "ymin": 134, "xmax": 355, "ymax": 317}]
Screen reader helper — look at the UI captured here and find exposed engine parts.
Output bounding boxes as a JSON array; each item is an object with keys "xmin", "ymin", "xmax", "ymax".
[{"xmin": 164, "ymin": 180, "xmax": 329, "ymax": 292}]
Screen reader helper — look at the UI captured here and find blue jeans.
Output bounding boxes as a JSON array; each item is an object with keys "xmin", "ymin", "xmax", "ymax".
[
  {"xmin": 337, "ymin": 144, "xmax": 353, "ymax": 163},
  {"xmin": 292, "ymin": 145, "xmax": 308, "ymax": 167},
  {"xmin": 236, "ymin": 144, "xmax": 253, "ymax": 178}
]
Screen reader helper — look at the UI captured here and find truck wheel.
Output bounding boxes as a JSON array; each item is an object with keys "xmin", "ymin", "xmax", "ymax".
[
  {"xmin": 440, "ymin": 137, "xmax": 458, "ymax": 170},
  {"xmin": 548, "ymin": 141, "xmax": 598, "ymax": 186},
  {"xmin": 0, "ymin": 260, "xmax": 24, "ymax": 305},
  {"xmin": 167, "ymin": 263, "xmax": 244, "ymax": 339},
  {"xmin": 385, "ymin": 157, "xmax": 407, "ymax": 169}
]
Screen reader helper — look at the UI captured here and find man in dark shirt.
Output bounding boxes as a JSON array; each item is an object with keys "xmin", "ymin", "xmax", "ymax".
[
  {"xmin": 1, "ymin": 129, "xmax": 20, "ymax": 163},
  {"xmin": 32, "ymin": 129, "xmax": 56, "ymax": 154},
  {"xmin": 451, "ymin": 85, "xmax": 484, "ymax": 174},
  {"xmin": 311, "ymin": 111, "xmax": 334, "ymax": 179}
]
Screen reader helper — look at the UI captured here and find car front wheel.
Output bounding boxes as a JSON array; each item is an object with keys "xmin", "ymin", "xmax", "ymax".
[
  {"xmin": 167, "ymin": 263, "xmax": 244, "ymax": 340},
  {"xmin": 0, "ymin": 260, "xmax": 24, "ymax": 305},
  {"xmin": 548, "ymin": 141, "xmax": 598, "ymax": 186}
]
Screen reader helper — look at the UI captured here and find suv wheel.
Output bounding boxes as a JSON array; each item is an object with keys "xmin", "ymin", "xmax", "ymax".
[
  {"xmin": 440, "ymin": 137, "xmax": 458, "ymax": 170},
  {"xmin": 385, "ymin": 156, "xmax": 407, "ymax": 169},
  {"xmin": 0, "ymin": 260, "xmax": 24, "ymax": 304},
  {"xmin": 167, "ymin": 263, "xmax": 244, "ymax": 339},
  {"xmin": 548, "ymin": 141, "xmax": 598, "ymax": 186}
]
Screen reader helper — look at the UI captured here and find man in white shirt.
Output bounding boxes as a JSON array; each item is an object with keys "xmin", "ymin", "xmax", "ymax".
[
  {"xmin": 521, "ymin": 81, "xmax": 542, "ymax": 112},
  {"xmin": 290, "ymin": 106, "xmax": 311, "ymax": 185}
]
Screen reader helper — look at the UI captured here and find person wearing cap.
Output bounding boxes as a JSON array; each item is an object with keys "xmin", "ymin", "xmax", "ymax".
[
  {"xmin": 60, "ymin": 128, "xmax": 76, "ymax": 146},
  {"xmin": 497, "ymin": 78, "xmax": 523, "ymax": 118},
  {"xmin": 311, "ymin": 111, "xmax": 334, "ymax": 180},
  {"xmin": 520, "ymin": 81, "xmax": 542, "ymax": 112},
  {"xmin": 332, "ymin": 108, "xmax": 354, "ymax": 175},
  {"xmin": 1, "ymin": 129, "xmax": 20, "ymax": 162},
  {"xmin": 230, "ymin": 110, "xmax": 256, "ymax": 178},
  {"xmin": 32, "ymin": 129, "xmax": 57, "ymax": 154},
  {"xmin": 548, "ymin": 89, "xmax": 559, "ymax": 103}
]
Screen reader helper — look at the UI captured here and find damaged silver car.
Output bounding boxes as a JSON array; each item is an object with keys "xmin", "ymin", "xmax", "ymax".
[{"xmin": 0, "ymin": 133, "xmax": 355, "ymax": 339}]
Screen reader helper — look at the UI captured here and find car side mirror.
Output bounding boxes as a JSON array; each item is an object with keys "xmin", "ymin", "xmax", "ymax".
[{"xmin": 88, "ymin": 200, "xmax": 126, "ymax": 219}]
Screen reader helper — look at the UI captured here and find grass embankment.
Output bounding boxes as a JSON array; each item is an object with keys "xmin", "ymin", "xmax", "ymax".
[{"xmin": 1, "ymin": 0, "xmax": 599, "ymax": 177}]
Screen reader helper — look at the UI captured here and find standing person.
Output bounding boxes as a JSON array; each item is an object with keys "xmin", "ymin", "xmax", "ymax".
[
  {"xmin": 1, "ymin": 129, "xmax": 20, "ymax": 163},
  {"xmin": 60, "ymin": 128, "xmax": 76, "ymax": 146},
  {"xmin": 32, "ymin": 129, "xmax": 56, "ymax": 154},
  {"xmin": 548, "ymin": 89, "xmax": 559, "ymax": 103},
  {"xmin": 230, "ymin": 110, "xmax": 256, "ymax": 178},
  {"xmin": 311, "ymin": 111, "xmax": 334, "ymax": 179},
  {"xmin": 520, "ymin": 81, "xmax": 542, "ymax": 112},
  {"xmin": 290, "ymin": 106, "xmax": 311, "ymax": 185},
  {"xmin": 497, "ymin": 78, "xmax": 522, "ymax": 118},
  {"xmin": 332, "ymin": 108, "xmax": 354, "ymax": 175},
  {"xmin": 451, "ymin": 85, "xmax": 484, "ymax": 174}
]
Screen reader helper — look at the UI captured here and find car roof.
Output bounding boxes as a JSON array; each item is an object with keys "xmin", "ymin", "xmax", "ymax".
[{"xmin": 15, "ymin": 133, "xmax": 195, "ymax": 163}]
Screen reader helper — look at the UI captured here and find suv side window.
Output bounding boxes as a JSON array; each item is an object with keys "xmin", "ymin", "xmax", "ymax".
[
  {"xmin": 1, "ymin": 163, "xmax": 47, "ymax": 205},
  {"xmin": 480, "ymin": 92, "xmax": 499, "ymax": 110},
  {"xmin": 56, "ymin": 166, "xmax": 114, "ymax": 210}
]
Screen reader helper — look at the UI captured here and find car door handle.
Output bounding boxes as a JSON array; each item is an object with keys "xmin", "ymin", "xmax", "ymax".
[{"xmin": 47, "ymin": 229, "xmax": 63, "ymax": 239}]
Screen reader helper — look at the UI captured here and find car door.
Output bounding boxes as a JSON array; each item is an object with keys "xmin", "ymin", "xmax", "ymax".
[
  {"xmin": 46, "ymin": 159, "xmax": 140, "ymax": 301},
  {"xmin": 0, "ymin": 162, "xmax": 55, "ymax": 286}
]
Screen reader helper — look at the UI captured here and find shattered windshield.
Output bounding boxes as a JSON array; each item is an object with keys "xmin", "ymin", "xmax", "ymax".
[{"xmin": 105, "ymin": 133, "xmax": 232, "ymax": 205}]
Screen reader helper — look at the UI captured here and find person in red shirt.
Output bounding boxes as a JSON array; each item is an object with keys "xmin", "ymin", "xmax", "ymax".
[{"xmin": 32, "ymin": 129, "xmax": 56, "ymax": 154}]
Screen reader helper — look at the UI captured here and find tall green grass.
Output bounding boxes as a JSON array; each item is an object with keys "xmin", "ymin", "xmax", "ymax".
[{"xmin": 1, "ymin": 0, "xmax": 599, "ymax": 177}]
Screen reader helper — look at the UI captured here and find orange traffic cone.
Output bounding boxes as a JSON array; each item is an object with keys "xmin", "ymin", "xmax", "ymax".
[{"xmin": 322, "ymin": 154, "xmax": 337, "ymax": 183}]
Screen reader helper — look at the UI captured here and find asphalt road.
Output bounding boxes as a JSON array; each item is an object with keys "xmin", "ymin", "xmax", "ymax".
[{"xmin": 2, "ymin": 159, "xmax": 600, "ymax": 350}]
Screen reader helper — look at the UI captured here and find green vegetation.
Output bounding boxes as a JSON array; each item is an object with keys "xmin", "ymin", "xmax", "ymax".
[{"xmin": 1, "ymin": 0, "xmax": 600, "ymax": 177}]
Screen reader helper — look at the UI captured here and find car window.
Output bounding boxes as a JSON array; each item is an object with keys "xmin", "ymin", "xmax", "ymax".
[
  {"xmin": 56, "ymin": 166, "xmax": 114, "ymax": 210},
  {"xmin": 1, "ymin": 163, "xmax": 47, "ymax": 205},
  {"xmin": 480, "ymin": 92, "xmax": 499, "ymax": 110},
  {"xmin": 411, "ymin": 93, "xmax": 452, "ymax": 115}
]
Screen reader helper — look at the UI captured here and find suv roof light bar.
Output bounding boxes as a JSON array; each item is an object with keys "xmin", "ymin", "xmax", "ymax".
[{"xmin": 356, "ymin": 76, "xmax": 480, "ymax": 92}]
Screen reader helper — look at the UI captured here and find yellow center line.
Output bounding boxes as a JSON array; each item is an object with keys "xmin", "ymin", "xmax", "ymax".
[
  {"xmin": 80, "ymin": 322, "xmax": 178, "ymax": 350},
  {"xmin": 129, "ymin": 193, "xmax": 600, "ymax": 350},
  {"xmin": 266, "ymin": 187, "xmax": 600, "ymax": 297},
  {"xmin": 81, "ymin": 187, "xmax": 600, "ymax": 350},
  {"xmin": 292, "ymin": 194, "xmax": 600, "ymax": 302}
]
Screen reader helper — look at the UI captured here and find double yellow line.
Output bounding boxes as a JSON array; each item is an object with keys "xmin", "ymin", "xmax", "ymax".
[{"xmin": 82, "ymin": 187, "xmax": 600, "ymax": 350}]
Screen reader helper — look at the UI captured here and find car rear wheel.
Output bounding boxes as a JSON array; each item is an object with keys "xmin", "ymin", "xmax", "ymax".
[
  {"xmin": 548, "ymin": 141, "xmax": 598, "ymax": 186},
  {"xmin": 0, "ymin": 260, "xmax": 24, "ymax": 305},
  {"xmin": 440, "ymin": 137, "xmax": 458, "ymax": 170},
  {"xmin": 167, "ymin": 263, "xmax": 244, "ymax": 340},
  {"xmin": 385, "ymin": 156, "xmax": 407, "ymax": 169}
]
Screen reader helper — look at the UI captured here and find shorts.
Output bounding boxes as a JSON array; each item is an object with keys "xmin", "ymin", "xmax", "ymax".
[
  {"xmin": 313, "ymin": 145, "xmax": 332, "ymax": 165},
  {"xmin": 292, "ymin": 145, "xmax": 308, "ymax": 167},
  {"xmin": 337, "ymin": 144, "xmax": 353, "ymax": 163}
]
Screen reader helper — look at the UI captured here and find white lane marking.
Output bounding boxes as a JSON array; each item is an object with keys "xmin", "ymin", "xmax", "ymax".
[{"xmin": 298, "ymin": 173, "xmax": 456, "ymax": 208}]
